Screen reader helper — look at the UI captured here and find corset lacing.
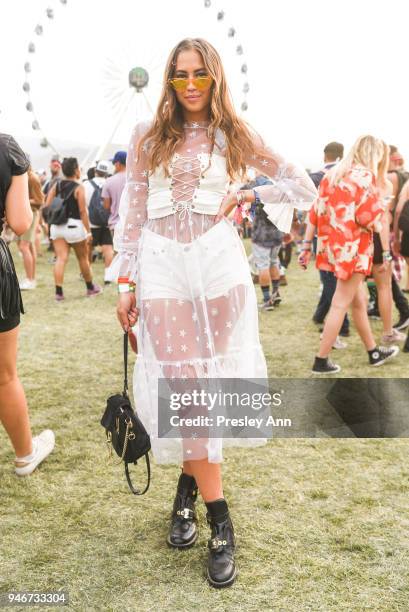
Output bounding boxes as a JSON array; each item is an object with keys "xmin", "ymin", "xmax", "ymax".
[{"xmin": 170, "ymin": 153, "xmax": 202, "ymax": 220}]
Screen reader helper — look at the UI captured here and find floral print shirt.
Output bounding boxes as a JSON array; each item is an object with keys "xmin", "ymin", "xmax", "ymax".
[{"xmin": 309, "ymin": 165, "xmax": 384, "ymax": 280}]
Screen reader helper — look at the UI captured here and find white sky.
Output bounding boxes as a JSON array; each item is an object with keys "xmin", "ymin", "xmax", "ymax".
[{"xmin": 0, "ymin": 0, "xmax": 408, "ymax": 169}]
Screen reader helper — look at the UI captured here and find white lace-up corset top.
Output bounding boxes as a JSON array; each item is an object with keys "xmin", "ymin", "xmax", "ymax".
[{"xmin": 146, "ymin": 152, "xmax": 229, "ymax": 220}]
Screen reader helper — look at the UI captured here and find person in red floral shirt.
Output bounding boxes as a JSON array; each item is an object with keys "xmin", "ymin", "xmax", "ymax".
[{"xmin": 300, "ymin": 135, "xmax": 400, "ymax": 374}]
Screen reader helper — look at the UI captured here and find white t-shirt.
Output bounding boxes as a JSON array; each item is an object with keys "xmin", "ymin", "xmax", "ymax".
[{"xmin": 83, "ymin": 177, "xmax": 106, "ymax": 228}]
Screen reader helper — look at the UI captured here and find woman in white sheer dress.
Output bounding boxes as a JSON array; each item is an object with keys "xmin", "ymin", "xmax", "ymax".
[{"xmin": 114, "ymin": 38, "xmax": 316, "ymax": 587}]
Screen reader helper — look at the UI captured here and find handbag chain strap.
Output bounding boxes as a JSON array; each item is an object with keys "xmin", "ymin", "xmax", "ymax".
[
  {"xmin": 114, "ymin": 418, "xmax": 135, "ymax": 464},
  {"xmin": 121, "ymin": 329, "xmax": 151, "ymax": 495},
  {"xmin": 116, "ymin": 331, "xmax": 134, "ymax": 463},
  {"xmin": 123, "ymin": 330, "xmax": 129, "ymax": 397}
]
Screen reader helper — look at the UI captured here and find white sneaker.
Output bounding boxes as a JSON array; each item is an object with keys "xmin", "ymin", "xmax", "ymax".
[
  {"xmin": 19, "ymin": 278, "xmax": 36, "ymax": 290},
  {"xmin": 15, "ymin": 430, "xmax": 55, "ymax": 476},
  {"xmin": 320, "ymin": 333, "xmax": 347, "ymax": 350},
  {"xmin": 381, "ymin": 329, "xmax": 406, "ymax": 344},
  {"xmin": 332, "ymin": 336, "xmax": 348, "ymax": 350}
]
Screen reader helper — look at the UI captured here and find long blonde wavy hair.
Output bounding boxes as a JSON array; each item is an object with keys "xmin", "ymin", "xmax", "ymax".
[
  {"xmin": 137, "ymin": 38, "xmax": 258, "ymax": 180},
  {"xmin": 327, "ymin": 135, "xmax": 386, "ymax": 186},
  {"xmin": 377, "ymin": 140, "xmax": 390, "ymax": 188}
]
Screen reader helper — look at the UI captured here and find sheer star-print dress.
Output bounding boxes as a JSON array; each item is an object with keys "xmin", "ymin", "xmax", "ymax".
[{"xmin": 112, "ymin": 120, "xmax": 317, "ymax": 464}]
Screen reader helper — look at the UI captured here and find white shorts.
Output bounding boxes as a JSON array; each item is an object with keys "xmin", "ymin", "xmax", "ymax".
[
  {"xmin": 50, "ymin": 218, "xmax": 87, "ymax": 244},
  {"xmin": 138, "ymin": 219, "xmax": 252, "ymax": 302}
]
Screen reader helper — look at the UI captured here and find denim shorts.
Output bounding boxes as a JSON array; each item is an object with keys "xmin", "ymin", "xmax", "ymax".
[
  {"xmin": 138, "ymin": 219, "xmax": 252, "ymax": 301},
  {"xmin": 252, "ymin": 243, "xmax": 280, "ymax": 270}
]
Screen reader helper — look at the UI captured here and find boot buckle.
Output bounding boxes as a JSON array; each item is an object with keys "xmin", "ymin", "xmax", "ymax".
[
  {"xmin": 177, "ymin": 508, "xmax": 193, "ymax": 520},
  {"xmin": 209, "ymin": 538, "xmax": 227, "ymax": 550}
]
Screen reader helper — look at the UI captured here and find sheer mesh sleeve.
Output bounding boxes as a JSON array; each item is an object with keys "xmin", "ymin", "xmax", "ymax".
[
  {"xmin": 112, "ymin": 121, "xmax": 150, "ymax": 281},
  {"xmin": 244, "ymin": 134, "xmax": 318, "ymax": 232}
]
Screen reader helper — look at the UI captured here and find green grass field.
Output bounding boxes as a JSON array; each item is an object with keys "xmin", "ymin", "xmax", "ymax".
[{"xmin": 1, "ymin": 244, "xmax": 409, "ymax": 611}]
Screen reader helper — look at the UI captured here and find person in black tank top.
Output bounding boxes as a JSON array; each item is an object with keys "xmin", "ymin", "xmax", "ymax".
[
  {"xmin": 58, "ymin": 179, "xmax": 82, "ymax": 219},
  {"xmin": 45, "ymin": 157, "xmax": 102, "ymax": 300}
]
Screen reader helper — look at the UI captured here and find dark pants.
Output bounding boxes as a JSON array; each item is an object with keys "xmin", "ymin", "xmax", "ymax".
[
  {"xmin": 279, "ymin": 243, "xmax": 292, "ymax": 269},
  {"xmin": 392, "ymin": 276, "xmax": 409, "ymax": 317},
  {"xmin": 313, "ymin": 270, "xmax": 349, "ymax": 334}
]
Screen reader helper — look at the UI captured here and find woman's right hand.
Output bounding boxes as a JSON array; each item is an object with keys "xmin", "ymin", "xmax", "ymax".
[{"xmin": 116, "ymin": 292, "xmax": 139, "ymax": 332}]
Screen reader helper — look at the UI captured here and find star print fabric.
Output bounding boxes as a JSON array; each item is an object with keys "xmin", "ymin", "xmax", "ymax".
[
  {"xmin": 135, "ymin": 218, "xmax": 268, "ymax": 463},
  {"xmin": 112, "ymin": 120, "xmax": 316, "ymax": 464},
  {"xmin": 242, "ymin": 133, "xmax": 317, "ymax": 232}
]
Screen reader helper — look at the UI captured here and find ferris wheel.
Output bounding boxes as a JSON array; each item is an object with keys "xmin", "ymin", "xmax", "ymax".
[{"xmin": 22, "ymin": 0, "xmax": 252, "ymax": 168}]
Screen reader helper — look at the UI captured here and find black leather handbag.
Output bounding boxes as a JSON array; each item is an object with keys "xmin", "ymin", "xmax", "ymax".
[{"xmin": 101, "ymin": 331, "xmax": 151, "ymax": 495}]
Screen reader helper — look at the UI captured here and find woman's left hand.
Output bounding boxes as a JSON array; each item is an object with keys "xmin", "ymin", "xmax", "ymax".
[
  {"xmin": 215, "ymin": 191, "xmax": 239, "ymax": 223},
  {"xmin": 298, "ymin": 249, "xmax": 312, "ymax": 269},
  {"xmin": 377, "ymin": 260, "xmax": 390, "ymax": 273}
]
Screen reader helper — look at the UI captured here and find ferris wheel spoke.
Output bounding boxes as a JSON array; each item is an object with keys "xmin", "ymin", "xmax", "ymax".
[
  {"xmin": 95, "ymin": 89, "xmax": 137, "ymax": 161},
  {"xmin": 140, "ymin": 90, "xmax": 155, "ymax": 116},
  {"xmin": 145, "ymin": 53, "xmax": 165, "ymax": 74},
  {"xmin": 104, "ymin": 90, "xmax": 127, "ymax": 108}
]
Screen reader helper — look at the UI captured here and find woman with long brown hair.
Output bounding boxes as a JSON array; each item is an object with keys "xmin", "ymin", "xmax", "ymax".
[{"xmin": 114, "ymin": 38, "xmax": 316, "ymax": 587}]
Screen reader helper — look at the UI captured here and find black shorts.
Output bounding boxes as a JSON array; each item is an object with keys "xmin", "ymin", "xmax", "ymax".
[
  {"xmin": 91, "ymin": 227, "xmax": 113, "ymax": 247},
  {"xmin": 373, "ymin": 232, "xmax": 383, "ymax": 265},
  {"xmin": 0, "ymin": 314, "xmax": 20, "ymax": 333},
  {"xmin": 401, "ymin": 232, "xmax": 409, "ymax": 258},
  {"xmin": 0, "ymin": 238, "xmax": 22, "ymax": 332}
]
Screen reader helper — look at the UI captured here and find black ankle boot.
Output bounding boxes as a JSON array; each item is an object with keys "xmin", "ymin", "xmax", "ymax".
[
  {"xmin": 167, "ymin": 473, "xmax": 198, "ymax": 549},
  {"xmin": 205, "ymin": 499, "xmax": 237, "ymax": 588}
]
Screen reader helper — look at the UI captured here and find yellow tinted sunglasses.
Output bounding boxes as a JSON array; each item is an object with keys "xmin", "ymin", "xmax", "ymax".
[{"xmin": 168, "ymin": 75, "xmax": 213, "ymax": 92}]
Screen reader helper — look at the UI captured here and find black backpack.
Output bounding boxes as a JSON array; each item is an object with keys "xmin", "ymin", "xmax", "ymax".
[
  {"xmin": 88, "ymin": 180, "xmax": 110, "ymax": 227},
  {"xmin": 48, "ymin": 182, "xmax": 76, "ymax": 226}
]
